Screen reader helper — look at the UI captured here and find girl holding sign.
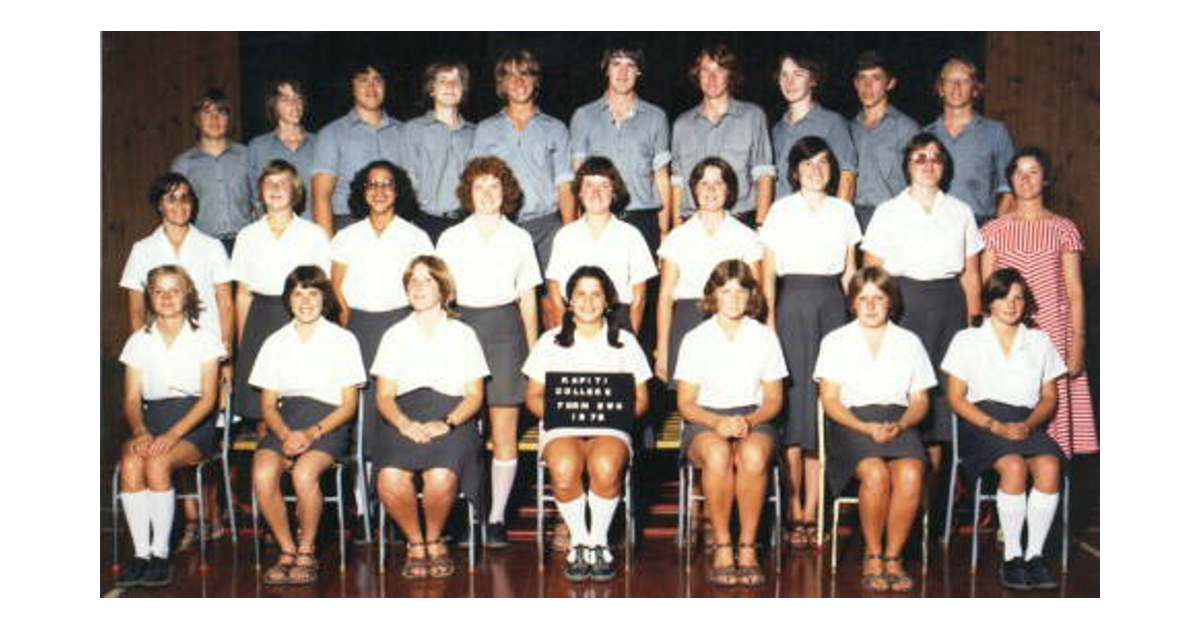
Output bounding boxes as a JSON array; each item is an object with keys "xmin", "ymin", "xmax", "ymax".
[{"xmin": 524, "ymin": 266, "xmax": 651, "ymax": 583}]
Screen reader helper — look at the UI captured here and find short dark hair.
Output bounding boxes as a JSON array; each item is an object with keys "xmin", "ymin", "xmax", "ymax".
[
  {"xmin": 571, "ymin": 156, "xmax": 631, "ymax": 214},
  {"xmin": 282, "ymin": 265, "xmax": 340, "ymax": 322},
  {"xmin": 700, "ymin": 259, "xmax": 767, "ymax": 322},
  {"xmin": 257, "ymin": 159, "xmax": 306, "ymax": 214},
  {"xmin": 192, "ymin": 87, "xmax": 232, "ymax": 116},
  {"xmin": 689, "ymin": 44, "xmax": 741, "ymax": 93},
  {"xmin": 555, "ymin": 266, "xmax": 624, "ymax": 349},
  {"xmin": 847, "ymin": 265, "xmax": 902, "ymax": 320},
  {"xmin": 264, "ymin": 79, "xmax": 305, "ymax": 126},
  {"xmin": 423, "ymin": 60, "xmax": 471, "ymax": 105},
  {"xmin": 774, "ymin": 51, "xmax": 823, "ymax": 90},
  {"xmin": 902, "ymin": 132, "xmax": 954, "ymax": 191},
  {"xmin": 1005, "ymin": 146, "xmax": 1056, "ymax": 206},
  {"xmin": 457, "ymin": 156, "xmax": 524, "ymax": 216},
  {"xmin": 853, "ymin": 50, "xmax": 894, "ymax": 79},
  {"xmin": 347, "ymin": 160, "xmax": 418, "ymax": 221},
  {"xmin": 601, "ymin": 47, "xmax": 644, "ymax": 73},
  {"xmin": 982, "ymin": 268, "xmax": 1038, "ymax": 327},
  {"xmin": 786, "ymin": 136, "xmax": 840, "ymax": 195},
  {"xmin": 348, "ymin": 61, "xmax": 388, "ymax": 85},
  {"xmin": 494, "ymin": 49, "xmax": 541, "ymax": 101},
  {"xmin": 147, "ymin": 172, "xmax": 198, "ymax": 223},
  {"xmin": 688, "ymin": 156, "xmax": 739, "ymax": 210}
]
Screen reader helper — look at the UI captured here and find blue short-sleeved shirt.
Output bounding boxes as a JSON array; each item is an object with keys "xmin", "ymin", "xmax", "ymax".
[
  {"xmin": 247, "ymin": 131, "xmax": 317, "ymax": 215},
  {"xmin": 771, "ymin": 104, "xmax": 857, "ymax": 199},
  {"xmin": 670, "ymin": 99, "xmax": 775, "ymax": 216},
  {"xmin": 400, "ymin": 111, "xmax": 476, "ymax": 216},
  {"xmin": 312, "ymin": 109, "xmax": 405, "ymax": 218},
  {"xmin": 569, "ymin": 96, "xmax": 672, "ymax": 211},
  {"xmin": 171, "ymin": 143, "xmax": 254, "ymax": 240},
  {"xmin": 851, "ymin": 106, "xmax": 921, "ymax": 210},
  {"xmin": 924, "ymin": 114, "xmax": 1015, "ymax": 220},
  {"xmin": 469, "ymin": 110, "xmax": 572, "ymax": 222}
]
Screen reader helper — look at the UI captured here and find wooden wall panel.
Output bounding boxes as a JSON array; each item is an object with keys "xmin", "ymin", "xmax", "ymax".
[{"xmin": 101, "ymin": 32, "xmax": 240, "ymax": 467}]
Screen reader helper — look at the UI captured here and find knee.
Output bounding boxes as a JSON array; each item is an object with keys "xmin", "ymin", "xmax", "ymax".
[
  {"xmin": 734, "ymin": 446, "xmax": 770, "ymax": 478},
  {"xmin": 290, "ymin": 466, "xmax": 323, "ymax": 495},
  {"xmin": 144, "ymin": 456, "xmax": 175, "ymax": 489},
  {"xmin": 548, "ymin": 456, "xmax": 583, "ymax": 491},
  {"xmin": 252, "ymin": 460, "xmax": 280, "ymax": 492},
  {"xmin": 376, "ymin": 472, "xmax": 412, "ymax": 503},
  {"xmin": 588, "ymin": 455, "xmax": 625, "ymax": 492},
  {"xmin": 119, "ymin": 452, "xmax": 145, "ymax": 484},
  {"xmin": 858, "ymin": 461, "xmax": 891, "ymax": 494},
  {"xmin": 892, "ymin": 462, "xmax": 924, "ymax": 496},
  {"xmin": 698, "ymin": 445, "xmax": 733, "ymax": 477},
  {"xmin": 1032, "ymin": 457, "xmax": 1061, "ymax": 492},
  {"xmin": 423, "ymin": 470, "xmax": 458, "ymax": 499},
  {"xmin": 995, "ymin": 456, "xmax": 1028, "ymax": 487}
]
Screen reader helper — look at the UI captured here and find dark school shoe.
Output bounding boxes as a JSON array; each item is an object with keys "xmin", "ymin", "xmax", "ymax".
[
  {"xmin": 115, "ymin": 556, "xmax": 150, "ymax": 587},
  {"xmin": 1024, "ymin": 555, "xmax": 1059, "ymax": 590},
  {"xmin": 1000, "ymin": 557, "xmax": 1032, "ymax": 591}
]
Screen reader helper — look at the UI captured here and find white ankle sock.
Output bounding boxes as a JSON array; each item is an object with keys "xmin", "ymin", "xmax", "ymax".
[
  {"xmin": 555, "ymin": 494, "xmax": 589, "ymax": 549},
  {"xmin": 121, "ymin": 490, "xmax": 152, "ymax": 558},
  {"xmin": 1024, "ymin": 489, "xmax": 1060, "ymax": 560},
  {"xmin": 489, "ymin": 458, "xmax": 518, "ymax": 524},
  {"xmin": 587, "ymin": 491, "xmax": 620, "ymax": 549},
  {"xmin": 148, "ymin": 489, "xmax": 176, "ymax": 558},
  {"xmin": 995, "ymin": 491, "xmax": 1027, "ymax": 561}
]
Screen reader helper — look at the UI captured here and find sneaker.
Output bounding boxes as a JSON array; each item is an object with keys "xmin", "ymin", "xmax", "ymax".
[
  {"xmin": 141, "ymin": 555, "xmax": 174, "ymax": 587},
  {"xmin": 564, "ymin": 545, "xmax": 591, "ymax": 582},
  {"xmin": 115, "ymin": 556, "xmax": 150, "ymax": 587},
  {"xmin": 999, "ymin": 557, "xmax": 1031, "ymax": 591},
  {"xmin": 589, "ymin": 545, "xmax": 616, "ymax": 582},
  {"xmin": 1024, "ymin": 556, "xmax": 1059, "ymax": 590},
  {"xmin": 483, "ymin": 522, "xmax": 510, "ymax": 549}
]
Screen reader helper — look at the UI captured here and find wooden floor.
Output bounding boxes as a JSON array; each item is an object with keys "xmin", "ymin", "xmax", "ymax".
[{"xmin": 101, "ymin": 526, "xmax": 1099, "ymax": 598}]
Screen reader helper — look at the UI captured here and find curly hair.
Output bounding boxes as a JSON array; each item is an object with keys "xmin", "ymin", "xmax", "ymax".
[
  {"xmin": 571, "ymin": 156, "xmax": 630, "ymax": 214},
  {"xmin": 456, "ymin": 156, "xmax": 524, "ymax": 217},
  {"xmin": 143, "ymin": 264, "xmax": 203, "ymax": 332},
  {"xmin": 700, "ymin": 259, "xmax": 766, "ymax": 322},
  {"xmin": 555, "ymin": 266, "xmax": 624, "ymax": 349},
  {"xmin": 347, "ymin": 160, "xmax": 419, "ymax": 221}
]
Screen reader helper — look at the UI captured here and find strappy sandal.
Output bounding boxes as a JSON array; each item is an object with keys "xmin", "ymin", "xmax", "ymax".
[
  {"xmin": 787, "ymin": 522, "xmax": 813, "ymax": 548},
  {"xmin": 402, "ymin": 542, "xmax": 428, "ymax": 580},
  {"xmin": 708, "ymin": 543, "xmax": 740, "ymax": 587},
  {"xmin": 550, "ymin": 521, "xmax": 571, "ymax": 553},
  {"xmin": 861, "ymin": 553, "xmax": 889, "ymax": 593},
  {"xmin": 426, "ymin": 541, "xmax": 455, "ymax": 579},
  {"xmin": 262, "ymin": 551, "xmax": 296, "ymax": 585},
  {"xmin": 737, "ymin": 543, "xmax": 766, "ymax": 587},
  {"xmin": 884, "ymin": 556, "xmax": 914, "ymax": 592},
  {"xmin": 287, "ymin": 551, "xmax": 319, "ymax": 585},
  {"xmin": 804, "ymin": 522, "xmax": 828, "ymax": 547}
]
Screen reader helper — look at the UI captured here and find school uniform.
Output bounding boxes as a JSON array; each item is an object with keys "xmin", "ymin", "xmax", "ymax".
[
  {"xmin": 119, "ymin": 323, "xmax": 227, "ymax": 457},
  {"xmin": 523, "ymin": 324, "xmax": 651, "ymax": 456},
  {"xmin": 545, "ymin": 215, "xmax": 657, "ymax": 331},
  {"xmin": 941, "ymin": 320, "xmax": 1067, "ymax": 480},
  {"xmin": 812, "ymin": 320, "xmax": 936, "ymax": 494},
  {"xmin": 119, "ymin": 225, "xmax": 232, "ymax": 339},
  {"xmin": 758, "ymin": 194, "xmax": 861, "ymax": 449},
  {"xmin": 657, "ymin": 212, "xmax": 763, "ymax": 386},
  {"xmin": 436, "ymin": 215, "xmax": 542, "ymax": 405},
  {"xmin": 673, "ymin": 317, "xmax": 788, "ymax": 456},
  {"xmin": 249, "ymin": 317, "xmax": 365, "ymax": 458},
  {"xmin": 229, "ymin": 215, "xmax": 331, "ymax": 418},
  {"xmin": 371, "ymin": 310, "xmax": 489, "ymax": 499},
  {"xmin": 861, "ymin": 189, "xmax": 983, "ymax": 442}
]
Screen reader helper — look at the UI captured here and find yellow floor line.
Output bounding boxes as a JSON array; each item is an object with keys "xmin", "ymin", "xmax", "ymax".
[{"xmin": 102, "ymin": 587, "xmax": 125, "ymax": 598}]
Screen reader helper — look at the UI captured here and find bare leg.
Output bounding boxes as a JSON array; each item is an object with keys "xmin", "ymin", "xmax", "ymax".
[
  {"xmin": 421, "ymin": 469, "xmax": 459, "ymax": 542},
  {"xmin": 253, "ymin": 450, "xmax": 296, "ymax": 554},
  {"xmin": 582, "ymin": 437, "xmax": 629, "ymax": 500},
  {"xmin": 784, "ymin": 445, "xmax": 804, "ymax": 526},
  {"xmin": 689, "ymin": 432, "xmax": 736, "ymax": 584},
  {"xmin": 733, "ymin": 433, "xmax": 774, "ymax": 584},
  {"xmin": 884, "ymin": 459, "xmax": 924, "ymax": 558},
  {"xmin": 544, "ymin": 438, "xmax": 586, "ymax": 502},
  {"xmin": 856, "ymin": 458, "xmax": 890, "ymax": 589},
  {"xmin": 289, "ymin": 450, "xmax": 335, "ymax": 555}
]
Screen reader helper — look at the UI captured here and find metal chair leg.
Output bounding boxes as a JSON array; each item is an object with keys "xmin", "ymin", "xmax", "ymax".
[
  {"xmin": 676, "ymin": 465, "xmax": 686, "ymax": 547},
  {"xmin": 196, "ymin": 464, "xmax": 208, "ymax": 572},
  {"xmin": 467, "ymin": 499, "xmax": 476, "ymax": 574},
  {"xmin": 1062, "ymin": 474, "xmax": 1071, "ymax": 574},
  {"xmin": 942, "ymin": 448, "xmax": 958, "ymax": 546},
  {"xmin": 222, "ymin": 453, "xmax": 238, "ymax": 543},
  {"xmin": 336, "ymin": 466, "xmax": 346, "ymax": 573},
  {"xmin": 625, "ymin": 466, "xmax": 635, "ymax": 548},
  {"xmin": 831, "ymin": 501, "xmax": 841, "ymax": 573},
  {"xmin": 970, "ymin": 477, "xmax": 983, "ymax": 574},
  {"xmin": 111, "ymin": 468, "xmax": 121, "ymax": 572},
  {"xmin": 252, "ymin": 481, "xmax": 261, "ymax": 571},
  {"xmin": 378, "ymin": 498, "xmax": 387, "ymax": 575},
  {"xmin": 536, "ymin": 460, "xmax": 545, "ymax": 569}
]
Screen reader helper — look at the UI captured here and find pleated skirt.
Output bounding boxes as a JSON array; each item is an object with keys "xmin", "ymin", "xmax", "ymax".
[
  {"xmin": 258, "ymin": 396, "xmax": 349, "ymax": 459},
  {"xmin": 144, "ymin": 396, "xmax": 216, "ymax": 458},
  {"xmin": 373, "ymin": 388, "xmax": 481, "ymax": 501}
]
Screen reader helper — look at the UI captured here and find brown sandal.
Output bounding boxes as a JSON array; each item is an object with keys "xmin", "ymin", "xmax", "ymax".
[
  {"xmin": 708, "ymin": 543, "xmax": 739, "ymax": 587},
  {"xmin": 287, "ymin": 552, "xmax": 319, "ymax": 585},
  {"xmin": 426, "ymin": 541, "xmax": 455, "ymax": 579},
  {"xmin": 402, "ymin": 542, "xmax": 428, "ymax": 580},
  {"xmin": 884, "ymin": 556, "xmax": 914, "ymax": 592},
  {"xmin": 861, "ymin": 553, "xmax": 889, "ymax": 593},
  {"xmin": 262, "ymin": 551, "xmax": 296, "ymax": 585},
  {"xmin": 737, "ymin": 543, "xmax": 766, "ymax": 587}
]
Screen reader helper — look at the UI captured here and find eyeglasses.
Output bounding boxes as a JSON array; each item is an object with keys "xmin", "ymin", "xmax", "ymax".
[
  {"xmin": 909, "ymin": 153, "xmax": 945, "ymax": 166},
  {"xmin": 366, "ymin": 180, "xmax": 395, "ymax": 190}
]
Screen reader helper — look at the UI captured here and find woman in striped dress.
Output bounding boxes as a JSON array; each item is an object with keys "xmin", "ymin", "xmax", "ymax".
[{"xmin": 980, "ymin": 147, "xmax": 1097, "ymax": 456}]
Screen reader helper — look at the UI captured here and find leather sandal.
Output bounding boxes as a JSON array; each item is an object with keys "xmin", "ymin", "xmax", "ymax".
[
  {"xmin": 401, "ymin": 542, "xmax": 428, "ymax": 580},
  {"xmin": 427, "ymin": 541, "xmax": 455, "ymax": 579},
  {"xmin": 287, "ymin": 551, "xmax": 319, "ymax": 585},
  {"xmin": 708, "ymin": 543, "xmax": 739, "ymax": 587},
  {"xmin": 262, "ymin": 551, "xmax": 295, "ymax": 585},
  {"xmin": 884, "ymin": 556, "xmax": 914, "ymax": 592},
  {"xmin": 861, "ymin": 553, "xmax": 889, "ymax": 593},
  {"xmin": 736, "ymin": 543, "xmax": 766, "ymax": 587}
]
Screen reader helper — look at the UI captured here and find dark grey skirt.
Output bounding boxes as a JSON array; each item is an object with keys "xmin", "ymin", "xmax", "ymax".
[
  {"xmin": 258, "ymin": 396, "xmax": 349, "ymax": 459},
  {"xmin": 666, "ymin": 298, "xmax": 707, "ymax": 389},
  {"xmin": 373, "ymin": 388, "xmax": 481, "ymax": 502},
  {"xmin": 894, "ymin": 277, "xmax": 966, "ymax": 443},
  {"xmin": 776, "ymin": 274, "xmax": 848, "ymax": 449},
  {"xmin": 680, "ymin": 404, "xmax": 778, "ymax": 462},
  {"xmin": 958, "ymin": 400, "xmax": 1065, "ymax": 481},
  {"xmin": 459, "ymin": 303, "xmax": 527, "ymax": 406},
  {"xmin": 826, "ymin": 404, "xmax": 927, "ymax": 497},
  {"xmin": 348, "ymin": 306, "xmax": 411, "ymax": 455},
  {"xmin": 144, "ymin": 396, "xmax": 217, "ymax": 459},
  {"xmin": 233, "ymin": 293, "xmax": 290, "ymax": 419}
]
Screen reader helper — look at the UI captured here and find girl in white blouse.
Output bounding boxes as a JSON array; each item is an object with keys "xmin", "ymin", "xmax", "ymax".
[
  {"xmin": 524, "ymin": 266, "xmax": 651, "ymax": 583},
  {"xmin": 813, "ymin": 266, "xmax": 934, "ymax": 593},
  {"xmin": 943, "ymin": 268, "xmax": 1066, "ymax": 591},
  {"xmin": 248, "ymin": 265, "xmax": 364, "ymax": 586},
  {"xmin": 372, "ymin": 256, "xmax": 488, "ymax": 580},
  {"xmin": 760, "ymin": 136, "xmax": 861, "ymax": 549},
  {"xmin": 116, "ymin": 265, "xmax": 225, "ymax": 588},
  {"xmin": 675, "ymin": 260, "xmax": 786, "ymax": 588},
  {"xmin": 231, "ymin": 159, "xmax": 331, "ymax": 420}
]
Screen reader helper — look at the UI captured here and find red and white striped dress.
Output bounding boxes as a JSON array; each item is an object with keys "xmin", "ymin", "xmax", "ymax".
[{"xmin": 981, "ymin": 214, "xmax": 1098, "ymax": 456}]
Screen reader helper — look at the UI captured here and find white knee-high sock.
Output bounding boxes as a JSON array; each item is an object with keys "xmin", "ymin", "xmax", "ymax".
[
  {"xmin": 555, "ymin": 494, "xmax": 589, "ymax": 549},
  {"xmin": 587, "ymin": 491, "xmax": 620, "ymax": 548},
  {"xmin": 995, "ymin": 491, "xmax": 1027, "ymax": 561},
  {"xmin": 148, "ymin": 489, "xmax": 176, "ymax": 558},
  {"xmin": 121, "ymin": 490, "xmax": 152, "ymax": 559},
  {"xmin": 489, "ymin": 458, "xmax": 519, "ymax": 524},
  {"xmin": 1024, "ymin": 489, "xmax": 1060, "ymax": 560}
]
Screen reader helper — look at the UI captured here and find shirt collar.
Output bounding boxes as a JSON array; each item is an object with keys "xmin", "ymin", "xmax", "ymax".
[
  {"xmin": 348, "ymin": 108, "xmax": 399, "ymax": 130},
  {"xmin": 983, "ymin": 318, "xmax": 1031, "ymax": 354}
]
